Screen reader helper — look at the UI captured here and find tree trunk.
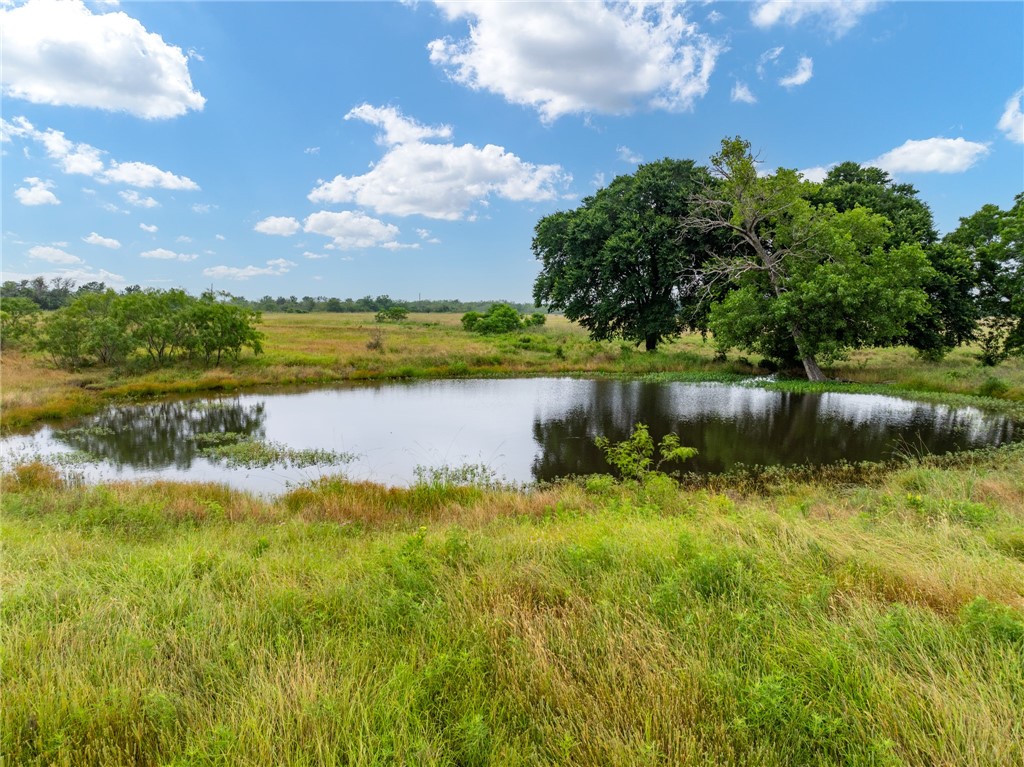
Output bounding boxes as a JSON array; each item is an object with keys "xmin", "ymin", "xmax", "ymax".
[
  {"xmin": 645, "ymin": 333, "xmax": 658, "ymax": 352},
  {"xmin": 790, "ymin": 325, "xmax": 826, "ymax": 381},
  {"xmin": 800, "ymin": 355, "xmax": 826, "ymax": 382}
]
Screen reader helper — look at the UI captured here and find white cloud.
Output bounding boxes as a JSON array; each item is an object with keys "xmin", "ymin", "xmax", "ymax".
[
  {"xmin": 302, "ymin": 251, "xmax": 329, "ymax": 260},
  {"xmin": 415, "ymin": 228, "xmax": 442, "ymax": 244},
  {"xmin": 0, "ymin": 0, "xmax": 205, "ymax": 118},
  {"xmin": 997, "ymin": 89, "xmax": 1024, "ymax": 144},
  {"xmin": 617, "ymin": 145, "xmax": 643, "ymax": 164},
  {"xmin": 304, "ymin": 146, "xmax": 320, "ymax": 155},
  {"xmin": 191, "ymin": 203, "xmax": 214, "ymax": 214},
  {"xmin": 756, "ymin": 46, "xmax": 783, "ymax": 78},
  {"xmin": 103, "ymin": 161, "xmax": 198, "ymax": 190},
  {"xmin": 139, "ymin": 223, "xmax": 158, "ymax": 233},
  {"xmin": 141, "ymin": 248, "xmax": 197, "ymax": 261},
  {"xmin": 751, "ymin": 1, "xmax": 881, "ymax": 36},
  {"xmin": 798, "ymin": 165, "xmax": 833, "ymax": 183},
  {"xmin": 346, "ymin": 103, "xmax": 452, "ymax": 145},
  {"xmin": 120, "ymin": 190, "xmax": 159, "ymax": 208},
  {"xmin": 3, "ymin": 115, "xmax": 198, "ymax": 190},
  {"xmin": 215, "ymin": 234, "xmax": 226, "ymax": 240},
  {"xmin": 3, "ymin": 267, "xmax": 125, "ymax": 284},
  {"xmin": 304, "ymin": 210, "xmax": 405, "ymax": 249},
  {"xmin": 203, "ymin": 259, "xmax": 296, "ymax": 280},
  {"xmin": 428, "ymin": 1, "xmax": 723, "ymax": 122},
  {"xmin": 254, "ymin": 216, "xmax": 301, "ymax": 236},
  {"xmin": 14, "ymin": 177, "xmax": 59, "ymax": 206},
  {"xmin": 310, "ymin": 105, "xmax": 570, "ymax": 220},
  {"xmin": 28, "ymin": 245, "xmax": 82, "ymax": 264},
  {"xmin": 175, "ymin": 235, "xmax": 192, "ymax": 243},
  {"xmin": 731, "ymin": 81, "xmax": 757, "ymax": 104},
  {"xmin": 779, "ymin": 57, "xmax": 813, "ymax": 88},
  {"xmin": 83, "ymin": 232, "xmax": 121, "ymax": 249},
  {"xmin": 870, "ymin": 137, "xmax": 990, "ymax": 174}
]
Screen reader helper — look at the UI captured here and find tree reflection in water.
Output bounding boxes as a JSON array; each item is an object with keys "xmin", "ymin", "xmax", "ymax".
[
  {"xmin": 55, "ymin": 399, "xmax": 266, "ymax": 470},
  {"xmin": 531, "ymin": 380, "xmax": 1018, "ymax": 482}
]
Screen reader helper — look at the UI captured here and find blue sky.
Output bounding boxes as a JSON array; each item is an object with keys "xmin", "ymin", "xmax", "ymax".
[{"xmin": 2, "ymin": 0, "xmax": 1022, "ymax": 302}]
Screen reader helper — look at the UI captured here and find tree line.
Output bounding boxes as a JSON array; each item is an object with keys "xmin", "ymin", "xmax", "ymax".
[
  {"xmin": 533, "ymin": 137, "xmax": 1022, "ymax": 380},
  {"xmin": 1, "ymin": 288, "xmax": 263, "ymax": 371},
  {"xmin": 0, "ymin": 279, "xmax": 536, "ymax": 318}
]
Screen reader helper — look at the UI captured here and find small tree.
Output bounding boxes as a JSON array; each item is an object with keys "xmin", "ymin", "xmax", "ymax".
[{"xmin": 0, "ymin": 297, "xmax": 41, "ymax": 349}]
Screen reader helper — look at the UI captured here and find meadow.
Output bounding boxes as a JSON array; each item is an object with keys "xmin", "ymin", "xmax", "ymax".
[{"xmin": 2, "ymin": 313, "xmax": 1023, "ymax": 765}]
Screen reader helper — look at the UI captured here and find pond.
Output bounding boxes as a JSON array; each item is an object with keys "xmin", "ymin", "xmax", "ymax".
[{"xmin": 2, "ymin": 378, "xmax": 1018, "ymax": 493}]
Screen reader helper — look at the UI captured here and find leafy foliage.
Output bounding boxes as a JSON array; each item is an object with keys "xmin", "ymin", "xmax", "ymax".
[
  {"xmin": 691, "ymin": 137, "xmax": 934, "ymax": 379},
  {"xmin": 595, "ymin": 423, "xmax": 697, "ymax": 481},
  {"xmin": 0, "ymin": 296, "xmax": 41, "ymax": 349},
  {"xmin": 461, "ymin": 303, "xmax": 539, "ymax": 334},
  {"xmin": 35, "ymin": 289, "xmax": 264, "ymax": 371},
  {"xmin": 533, "ymin": 159, "xmax": 718, "ymax": 351},
  {"xmin": 945, "ymin": 193, "xmax": 1024, "ymax": 365}
]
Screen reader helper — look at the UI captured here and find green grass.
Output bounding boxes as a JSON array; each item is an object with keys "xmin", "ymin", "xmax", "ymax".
[{"xmin": 2, "ymin": 446, "xmax": 1023, "ymax": 766}]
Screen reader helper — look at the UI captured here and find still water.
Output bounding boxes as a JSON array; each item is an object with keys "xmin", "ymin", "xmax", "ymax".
[{"xmin": 2, "ymin": 378, "xmax": 1017, "ymax": 493}]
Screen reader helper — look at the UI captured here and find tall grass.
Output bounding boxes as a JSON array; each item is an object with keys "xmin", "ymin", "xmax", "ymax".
[{"xmin": 3, "ymin": 446, "xmax": 1022, "ymax": 766}]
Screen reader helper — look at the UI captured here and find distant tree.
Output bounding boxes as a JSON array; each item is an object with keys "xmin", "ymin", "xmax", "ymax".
[
  {"xmin": 189, "ymin": 292, "xmax": 265, "ymax": 366},
  {"xmin": 532, "ymin": 158, "xmax": 717, "ymax": 351},
  {"xmin": 945, "ymin": 194, "xmax": 1024, "ymax": 365},
  {"xmin": 690, "ymin": 137, "xmax": 934, "ymax": 381}
]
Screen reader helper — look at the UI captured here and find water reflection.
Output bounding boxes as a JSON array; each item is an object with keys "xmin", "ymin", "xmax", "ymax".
[
  {"xmin": 54, "ymin": 399, "xmax": 266, "ymax": 469},
  {"xmin": 2, "ymin": 378, "xmax": 1017, "ymax": 490},
  {"xmin": 530, "ymin": 381, "xmax": 1017, "ymax": 480}
]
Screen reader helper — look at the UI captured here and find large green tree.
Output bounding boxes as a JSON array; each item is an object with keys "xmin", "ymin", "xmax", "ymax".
[
  {"xmin": 532, "ymin": 158, "xmax": 717, "ymax": 351},
  {"xmin": 944, "ymin": 193, "xmax": 1024, "ymax": 365},
  {"xmin": 809, "ymin": 162, "xmax": 976, "ymax": 358},
  {"xmin": 690, "ymin": 138, "xmax": 935, "ymax": 381}
]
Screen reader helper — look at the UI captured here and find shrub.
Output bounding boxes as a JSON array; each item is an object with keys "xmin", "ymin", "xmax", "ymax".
[
  {"xmin": 375, "ymin": 306, "xmax": 409, "ymax": 323},
  {"xmin": 0, "ymin": 297, "xmax": 41, "ymax": 349},
  {"xmin": 462, "ymin": 303, "xmax": 530, "ymax": 334}
]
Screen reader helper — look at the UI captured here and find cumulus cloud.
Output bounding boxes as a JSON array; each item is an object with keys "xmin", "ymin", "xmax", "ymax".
[
  {"xmin": 3, "ymin": 267, "xmax": 125, "ymax": 284},
  {"xmin": 0, "ymin": 0, "xmax": 205, "ymax": 118},
  {"xmin": 779, "ymin": 57, "xmax": 813, "ymax": 88},
  {"xmin": 103, "ymin": 161, "xmax": 198, "ymax": 190},
  {"xmin": 345, "ymin": 103, "xmax": 452, "ymax": 145},
  {"xmin": 303, "ymin": 251, "xmax": 329, "ymax": 260},
  {"xmin": 120, "ymin": 190, "xmax": 159, "ymax": 208},
  {"xmin": 798, "ymin": 165, "xmax": 833, "ymax": 183},
  {"xmin": 428, "ymin": 1, "xmax": 722, "ymax": 122},
  {"xmin": 870, "ymin": 137, "xmax": 990, "ymax": 174},
  {"xmin": 15, "ymin": 177, "xmax": 59, "ymax": 205},
  {"xmin": 3, "ymin": 115, "xmax": 199, "ymax": 191},
  {"xmin": 751, "ymin": 1, "xmax": 881, "ymax": 36},
  {"xmin": 416, "ymin": 228, "xmax": 442, "ymax": 244},
  {"xmin": 731, "ymin": 81, "xmax": 757, "ymax": 104},
  {"xmin": 28, "ymin": 245, "xmax": 82, "ymax": 264},
  {"xmin": 310, "ymin": 104, "xmax": 570, "ymax": 220},
  {"xmin": 141, "ymin": 248, "xmax": 198, "ymax": 261},
  {"xmin": 254, "ymin": 216, "xmax": 301, "ymax": 236},
  {"xmin": 203, "ymin": 259, "xmax": 296, "ymax": 280},
  {"xmin": 304, "ymin": 210, "xmax": 406, "ymax": 249},
  {"xmin": 139, "ymin": 223, "xmax": 158, "ymax": 233},
  {"xmin": 83, "ymin": 232, "xmax": 121, "ymax": 249},
  {"xmin": 998, "ymin": 89, "xmax": 1024, "ymax": 144},
  {"xmin": 191, "ymin": 203, "xmax": 214, "ymax": 214}
]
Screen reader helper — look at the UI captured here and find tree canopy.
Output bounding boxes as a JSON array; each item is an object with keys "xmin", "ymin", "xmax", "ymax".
[
  {"xmin": 532, "ymin": 158, "xmax": 717, "ymax": 351},
  {"xmin": 689, "ymin": 138, "xmax": 934, "ymax": 380}
]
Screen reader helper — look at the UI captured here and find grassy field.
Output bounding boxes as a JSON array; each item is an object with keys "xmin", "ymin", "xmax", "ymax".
[{"xmin": 2, "ymin": 313, "xmax": 1024, "ymax": 765}]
